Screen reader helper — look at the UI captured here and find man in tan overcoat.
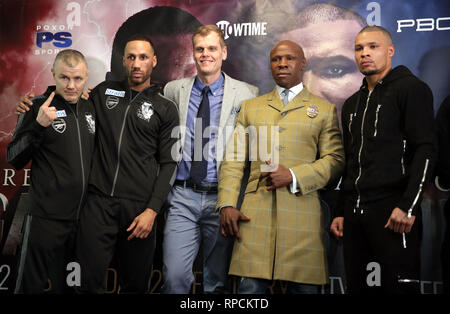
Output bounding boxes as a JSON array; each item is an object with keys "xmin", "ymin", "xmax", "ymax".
[{"xmin": 217, "ymin": 40, "xmax": 345, "ymax": 293}]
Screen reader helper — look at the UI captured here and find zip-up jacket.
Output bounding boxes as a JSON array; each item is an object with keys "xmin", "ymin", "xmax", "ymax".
[
  {"xmin": 88, "ymin": 80, "xmax": 180, "ymax": 213},
  {"xmin": 6, "ymin": 86, "xmax": 96, "ymax": 221},
  {"xmin": 336, "ymin": 65, "xmax": 437, "ymax": 217}
]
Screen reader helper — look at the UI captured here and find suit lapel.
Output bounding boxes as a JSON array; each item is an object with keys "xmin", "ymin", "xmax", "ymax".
[
  {"xmin": 219, "ymin": 73, "xmax": 236, "ymax": 131},
  {"xmin": 282, "ymin": 87, "xmax": 310, "ymax": 113},
  {"xmin": 179, "ymin": 77, "xmax": 195, "ymax": 147},
  {"xmin": 267, "ymin": 88, "xmax": 284, "ymax": 112}
]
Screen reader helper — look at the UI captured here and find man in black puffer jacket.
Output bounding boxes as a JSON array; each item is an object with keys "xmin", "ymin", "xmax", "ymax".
[{"xmin": 330, "ymin": 26, "xmax": 437, "ymax": 294}]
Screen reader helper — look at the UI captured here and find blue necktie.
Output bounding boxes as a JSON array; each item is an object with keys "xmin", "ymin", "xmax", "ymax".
[
  {"xmin": 190, "ymin": 86, "xmax": 210, "ymax": 184},
  {"xmin": 282, "ymin": 89, "xmax": 290, "ymax": 106}
]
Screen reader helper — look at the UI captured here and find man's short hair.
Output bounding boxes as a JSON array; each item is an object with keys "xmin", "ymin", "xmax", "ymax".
[
  {"xmin": 284, "ymin": 3, "xmax": 367, "ymax": 32},
  {"xmin": 358, "ymin": 25, "xmax": 393, "ymax": 44},
  {"xmin": 124, "ymin": 34, "xmax": 157, "ymax": 55},
  {"xmin": 53, "ymin": 49, "xmax": 87, "ymax": 70},
  {"xmin": 192, "ymin": 25, "xmax": 226, "ymax": 48},
  {"xmin": 110, "ymin": 6, "xmax": 202, "ymax": 80}
]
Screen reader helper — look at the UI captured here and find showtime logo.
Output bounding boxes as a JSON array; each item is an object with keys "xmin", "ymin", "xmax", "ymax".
[{"xmin": 216, "ymin": 20, "xmax": 268, "ymax": 40}]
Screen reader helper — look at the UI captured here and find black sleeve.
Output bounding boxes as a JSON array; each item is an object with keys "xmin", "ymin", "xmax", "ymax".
[
  {"xmin": 436, "ymin": 95, "xmax": 450, "ymax": 189},
  {"xmin": 397, "ymin": 80, "xmax": 437, "ymax": 216},
  {"xmin": 146, "ymin": 100, "xmax": 180, "ymax": 213},
  {"xmin": 335, "ymin": 98, "xmax": 352, "ymax": 218},
  {"xmin": 6, "ymin": 102, "xmax": 46, "ymax": 170}
]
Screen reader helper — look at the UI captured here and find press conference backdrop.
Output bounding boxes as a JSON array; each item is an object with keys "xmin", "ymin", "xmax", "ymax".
[{"xmin": 0, "ymin": 0, "xmax": 449, "ymax": 294}]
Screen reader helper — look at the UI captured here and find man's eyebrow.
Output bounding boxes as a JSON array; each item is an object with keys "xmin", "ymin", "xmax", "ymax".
[
  {"xmin": 355, "ymin": 41, "xmax": 379, "ymax": 46},
  {"xmin": 305, "ymin": 55, "xmax": 355, "ymax": 70}
]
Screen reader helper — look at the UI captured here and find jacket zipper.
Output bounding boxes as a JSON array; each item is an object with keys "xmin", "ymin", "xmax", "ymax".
[
  {"xmin": 373, "ymin": 104, "xmax": 381, "ymax": 137},
  {"xmin": 402, "ymin": 158, "xmax": 430, "ymax": 249},
  {"xmin": 66, "ymin": 101, "xmax": 86, "ymax": 220},
  {"xmin": 408, "ymin": 158, "xmax": 430, "ymax": 218},
  {"xmin": 348, "ymin": 114, "xmax": 354, "ymax": 143},
  {"xmin": 401, "ymin": 140, "xmax": 406, "ymax": 175},
  {"xmin": 354, "ymin": 90, "xmax": 372, "ymax": 213},
  {"xmin": 110, "ymin": 88, "xmax": 144, "ymax": 196}
]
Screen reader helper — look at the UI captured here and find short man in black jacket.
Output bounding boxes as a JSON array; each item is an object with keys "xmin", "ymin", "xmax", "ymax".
[
  {"xmin": 330, "ymin": 26, "xmax": 437, "ymax": 294},
  {"xmin": 75, "ymin": 34, "xmax": 180, "ymax": 294},
  {"xmin": 7, "ymin": 50, "xmax": 95, "ymax": 293}
]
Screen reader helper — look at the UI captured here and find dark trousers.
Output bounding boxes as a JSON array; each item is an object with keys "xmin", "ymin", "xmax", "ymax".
[
  {"xmin": 343, "ymin": 196, "xmax": 422, "ymax": 294},
  {"xmin": 15, "ymin": 215, "xmax": 77, "ymax": 294},
  {"xmin": 76, "ymin": 193, "xmax": 156, "ymax": 294}
]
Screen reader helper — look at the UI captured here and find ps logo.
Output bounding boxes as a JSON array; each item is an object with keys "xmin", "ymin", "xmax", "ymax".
[{"xmin": 36, "ymin": 32, "xmax": 72, "ymax": 48}]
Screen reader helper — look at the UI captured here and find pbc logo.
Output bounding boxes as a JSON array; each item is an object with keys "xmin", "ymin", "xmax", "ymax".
[{"xmin": 36, "ymin": 32, "xmax": 72, "ymax": 48}]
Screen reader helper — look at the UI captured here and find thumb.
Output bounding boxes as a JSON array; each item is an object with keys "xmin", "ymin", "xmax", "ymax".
[
  {"xmin": 239, "ymin": 213, "xmax": 250, "ymax": 221},
  {"xmin": 42, "ymin": 91, "xmax": 55, "ymax": 107},
  {"xmin": 384, "ymin": 218, "xmax": 391, "ymax": 229},
  {"xmin": 127, "ymin": 219, "xmax": 137, "ymax": 232}
]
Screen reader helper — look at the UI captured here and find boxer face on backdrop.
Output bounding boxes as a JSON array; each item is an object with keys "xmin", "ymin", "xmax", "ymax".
[
  {"xmin": 270, "ymin": 40, "xmax": 306, "ymax": 89},
  {"xmin": 123, "ymin": 40, "xmax": 157, "ymax": 91},
  {"xmin": 192, "ymin": 30, "xmax": 227, "ymax": 83},
  {"xmin": 52, "ymin": 58, "xmax": 88, "ymax": 104},
  {"xmin": 280, "ymin": 19, "xmax": 362, "ymax": 114},
  {"xmin": 151, "ymin": 33, "xmax": 196, "ymax": 83}
]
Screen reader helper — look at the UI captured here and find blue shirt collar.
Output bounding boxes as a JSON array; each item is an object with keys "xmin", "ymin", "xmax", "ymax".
[{"xmin": 194, "ymin": 72, "xmax": 225, "ymax": 96}]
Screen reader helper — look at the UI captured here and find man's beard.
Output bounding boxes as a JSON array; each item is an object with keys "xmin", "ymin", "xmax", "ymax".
[
  {"xmin": 362, "ymin": 69, "xmax": 378, "ymax": 76},
  {"xmin": 128, "ymin": 70, "xmax": 150, "ymax": 85}
]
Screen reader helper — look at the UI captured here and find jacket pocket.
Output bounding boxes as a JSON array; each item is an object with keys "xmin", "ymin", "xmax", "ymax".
[
  {"xmin": 245, "ymin": 179, "xmax": 259, "ymax": 194},
  {"xmin": 373, "ymin": 104, "xmax": 382, "ymax": 137},
  {"xmin": 401, "ymin": 140, "xmax": 407, "ymax": 175}
]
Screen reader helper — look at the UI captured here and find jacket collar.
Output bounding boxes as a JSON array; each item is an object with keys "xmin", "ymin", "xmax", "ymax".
[{"xmin": 267, "ymin": 85, "xmax": 311, "ymax": 113}]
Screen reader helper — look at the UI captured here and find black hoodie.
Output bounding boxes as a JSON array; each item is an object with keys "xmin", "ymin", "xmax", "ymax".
[
  {"xmin": 7, "ymin": 86, "xmax": 95, "ymax": 221},
  {"xmin": 336, "ymin": 65, "xmax": 437, "ymax": 217}
]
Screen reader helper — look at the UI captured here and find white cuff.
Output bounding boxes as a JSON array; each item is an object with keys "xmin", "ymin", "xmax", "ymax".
[
  {"xmin": 218, "ymin": 205, "xmax": 234, "ymax": 213},
  {"xmin": 289, "ymin": 168, "xmax": 300, "ymax": 194}
]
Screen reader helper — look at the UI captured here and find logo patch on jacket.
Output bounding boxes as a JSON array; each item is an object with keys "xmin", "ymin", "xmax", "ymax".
[
  {"xmin": 137, "ymin": 102, "xmax": 153, "ymax": 122},
  {"xmin": 306, "ymin": 105, "xmax": 319, "ymax": 118},
  {"xmin": 105, "ymin": 88, "xmax": 125, "ymax": 97},
  {"xmin": 106, "ymin": 96, "xmax": 119, "ymax": 109},
  {"xmin": 52, "ymin": 118, "xmax": 66, "ymax": 133},
  {"xmin": 85, "ymin": 112, "xmax": 95, "ymax": 134}
]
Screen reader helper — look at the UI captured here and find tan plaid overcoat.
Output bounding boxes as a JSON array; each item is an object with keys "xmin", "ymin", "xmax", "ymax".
[{"xmin": 217, "ymin": 87, "xmax": 345, "ymax": 284}]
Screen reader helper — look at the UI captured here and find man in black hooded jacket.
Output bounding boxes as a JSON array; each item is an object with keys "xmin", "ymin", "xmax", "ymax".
[{"xmin": 330, "ymin": 26, "xmax": 437, "ymax": 294}]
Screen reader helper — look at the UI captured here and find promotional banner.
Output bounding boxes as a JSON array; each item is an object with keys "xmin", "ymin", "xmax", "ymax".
[{"xmin": 0, "ymin": 0, "xmax": 449, "ymax": 294}]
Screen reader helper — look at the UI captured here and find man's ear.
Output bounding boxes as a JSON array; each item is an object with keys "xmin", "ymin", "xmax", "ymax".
[
  {"xmin": 388, "ymin": 44, "xmax": 395, "ymax": 58},
  {"xmin": 222, "ymin": 45, "xmax": 228, "ymax": 61}
]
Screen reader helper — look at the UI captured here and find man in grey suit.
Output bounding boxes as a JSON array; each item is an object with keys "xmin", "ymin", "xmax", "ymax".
[{"xmin": 162, "ymin": 25, "xmax": 258, "ymax": 294}]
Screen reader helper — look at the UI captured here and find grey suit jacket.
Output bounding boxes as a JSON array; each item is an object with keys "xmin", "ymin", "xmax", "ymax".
[{"xmin": 164, "ymin": 72, "xmax": 258, "ymax": 172}]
